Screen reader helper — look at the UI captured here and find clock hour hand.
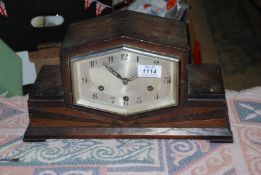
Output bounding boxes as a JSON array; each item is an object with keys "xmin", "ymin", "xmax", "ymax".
[{"xmin": 103, "ymin": 64, "xmax": 123, "ymax": 80}]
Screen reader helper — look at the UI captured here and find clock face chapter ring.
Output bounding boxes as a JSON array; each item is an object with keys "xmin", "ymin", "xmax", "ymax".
[{"xmin": 70, "ymin": 46, "xmax": 180, "ymax": 116}]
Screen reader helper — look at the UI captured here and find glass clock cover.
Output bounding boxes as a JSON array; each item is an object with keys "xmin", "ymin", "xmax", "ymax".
[{"xmin": 71, "ymin": 46, "xmax": 179, "ymax": 116}]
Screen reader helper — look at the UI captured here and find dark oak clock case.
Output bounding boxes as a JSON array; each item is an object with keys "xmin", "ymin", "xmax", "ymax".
[{"xmin": 24, "ymin": 11, "xmax": 233, "ymax": 143}]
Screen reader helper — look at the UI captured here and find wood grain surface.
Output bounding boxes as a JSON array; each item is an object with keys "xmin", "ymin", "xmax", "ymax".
[{"xmin": 24, "ymin": 65, "xmax": 233, "ymax": 143}]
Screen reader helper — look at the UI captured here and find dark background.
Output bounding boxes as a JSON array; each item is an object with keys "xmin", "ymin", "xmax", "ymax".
[{"xmin": 0, "ymin": 0, "xmax": 112, "ymax": 51}]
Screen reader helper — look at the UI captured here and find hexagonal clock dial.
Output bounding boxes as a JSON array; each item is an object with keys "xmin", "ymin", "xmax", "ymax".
[{"xmin": 71, "ymin": 46, "xmax": 179, "ymax": 115}]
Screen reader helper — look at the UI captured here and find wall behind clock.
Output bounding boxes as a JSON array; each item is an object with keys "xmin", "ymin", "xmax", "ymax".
[{"xmin": 0, "ymin": 0, "xmax": 112, "ymax": 51}]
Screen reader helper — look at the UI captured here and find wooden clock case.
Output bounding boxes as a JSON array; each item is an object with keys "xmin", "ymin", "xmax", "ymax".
[{"xmin": 24, "ymin": 11, "xmax": 233, "ymax": 143}]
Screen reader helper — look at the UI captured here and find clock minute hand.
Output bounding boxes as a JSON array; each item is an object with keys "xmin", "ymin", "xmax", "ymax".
[
  {"xmin": 127, "ymin": 75, "xmax": 138, "ymax": 82},
  {"xmin": 104, "ymin": 64, "xmax": 123, "ymax": 80}
]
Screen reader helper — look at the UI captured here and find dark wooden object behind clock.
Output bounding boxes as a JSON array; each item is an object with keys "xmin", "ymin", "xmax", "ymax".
[{"xmin": 24, "ymin": 11, "xmax": 233, "ymax": 143}]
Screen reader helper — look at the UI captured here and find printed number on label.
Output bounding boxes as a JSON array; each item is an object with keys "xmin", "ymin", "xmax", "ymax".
[{"xmin": 138, "ymin": 65, "xmax": 162, "ymax": 78}]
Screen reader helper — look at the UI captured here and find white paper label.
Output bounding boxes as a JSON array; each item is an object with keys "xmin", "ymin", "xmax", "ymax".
[{"xmin": 138, "ymin": 65, "xmax": 162, "ymax": 78}]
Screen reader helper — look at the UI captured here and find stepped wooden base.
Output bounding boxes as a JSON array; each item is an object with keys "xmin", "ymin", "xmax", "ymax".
[
  {"xmin": 24, "ymin": 126, "xmax": 233, "ymax": 143},
  {"xmin": 23, "ymin": 65, "xmax": 233, "ymax": 143}
]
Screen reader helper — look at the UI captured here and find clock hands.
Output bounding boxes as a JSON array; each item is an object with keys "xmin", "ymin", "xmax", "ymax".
[
  {"xmin": 104, "ymin": 64, "xmax": 123, "ymax": 80},
  {"xmin": 103, "ymin": 64, "xmax": 138, "ymax": 85},
  {"xmin": 126, "ymin": 75, "xmax": 138, "ymax": 82},
  {"xmin": 121, "ymin": 75, "xmax": 138, "ymax": 85}
]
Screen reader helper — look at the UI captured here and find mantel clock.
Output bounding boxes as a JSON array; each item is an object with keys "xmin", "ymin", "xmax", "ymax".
[{"xmin": 24, "ymin": 11, "xmax": 233, "ymax": 143}]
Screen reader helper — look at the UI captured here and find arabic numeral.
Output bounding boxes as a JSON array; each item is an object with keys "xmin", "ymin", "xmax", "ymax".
[
  {"xmin": 92, "ymin": 93, "xmax": 98, "ymax": 100},
  {"xmin": 124, "ymin": 100, "xmax": 128, "ymax": 106},
  {"xmin": 81, "ymin": 77, "xmax": 87, "ymax": 84},
  {"xmin": 143, "ymin": 69, "xmax": 150, "ymax": 74},
  {"xmin": 109, "ymin": 56, "xmax": 113, "ymax": 62},
  {"xmin": 143, "ymin": 68, "xmax": 156, "ymax": 74},
  {"xmin": 90, "ymin": 60, "xmax": 97, "ymax": 67},
  {"xmin": 121, "ymin": 53, "xmax": 128, "ymax": 60},
  {"xmin": 150, "ymin": 69, "xmax": 156, "ymax": 74},
  {"xmin": 136, "ymin": 97, "xmax": 142, "ymax": 104},
  {"xmin": 111, "ymin": 96, "xmax": 115, "ymax": 104},
  {"xmin": 154, "ymin": 60, "xmax": 159, "ymax": 64},
  {"xmin": 164, "ymin": 76, "xmax": 171, "ymax": 84},
  {"xmin": 123, "ymin": 96, "xmax": 129, "ymax": 106}
]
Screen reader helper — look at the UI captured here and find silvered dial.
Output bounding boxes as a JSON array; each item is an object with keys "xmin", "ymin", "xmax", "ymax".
[{"xmin": 71, "ymin": 47, "xmax": 179, "ymax": 115}]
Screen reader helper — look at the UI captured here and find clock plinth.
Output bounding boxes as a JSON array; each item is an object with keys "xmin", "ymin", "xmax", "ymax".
[{"xmin": 24, "ymin": 65, "xmax": 233, "ymax": 143}]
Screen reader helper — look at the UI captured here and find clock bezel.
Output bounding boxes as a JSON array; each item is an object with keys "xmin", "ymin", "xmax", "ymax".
[
  {"xmin": 61, "ymin": 41, "xmax": 188, "ymax": 116},
  {"xmin": 70, "ymin": 46, "xmax": 180, "ymax": 116}
]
